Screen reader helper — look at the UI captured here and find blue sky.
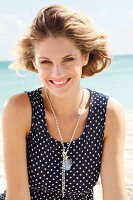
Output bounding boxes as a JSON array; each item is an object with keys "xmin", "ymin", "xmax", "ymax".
[{"xmin": 0, "ymin": 0, "xmax": 133, "ymax": 60}]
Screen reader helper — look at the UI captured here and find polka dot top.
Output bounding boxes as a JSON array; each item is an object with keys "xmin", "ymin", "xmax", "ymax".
[{"xmin": 0, "ymin": 87, "xmax": 109, "ymax": 200}]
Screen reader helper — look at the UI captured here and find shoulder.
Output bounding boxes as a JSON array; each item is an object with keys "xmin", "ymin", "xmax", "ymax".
[
  {"xmin": 107, "ymin": 96, "xmax": 125, "ymax": 116},
  {"xmin": 106, "ymin": 96, "xmax": 125, "ymax": 123},
  {"xmin": 2, "ymin": 92, "xmax": 31, "ymax": 134},
  {"xmin": 2, "ymin": 87, "xmax": 41, "ymax": 112},
  {"xmin": 3, "ymin": 92, "xmax": 31, "ymax": 114},
  {"xmin": 104, "ymin": 96, "xmax": 126, "ymax": 138}
]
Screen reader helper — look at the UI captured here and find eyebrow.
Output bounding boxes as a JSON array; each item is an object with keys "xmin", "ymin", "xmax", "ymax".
[{"xmin": 38, "ymin": 54, "xmax": 76, "ymax": 60}]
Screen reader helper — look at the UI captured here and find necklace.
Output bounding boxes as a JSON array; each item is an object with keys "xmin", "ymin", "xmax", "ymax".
[{"xmin": 45, "ymin": 88, "xmax": 84, "ymax": 198}]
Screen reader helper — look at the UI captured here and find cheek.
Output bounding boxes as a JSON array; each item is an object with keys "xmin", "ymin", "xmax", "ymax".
[
  {"xmin": 73, "ymin": 64, "xmax": 82, "ymax": 75},
  {"xmin": 37, "ymin": 69, "xmax": 47, "ymax": 81}
]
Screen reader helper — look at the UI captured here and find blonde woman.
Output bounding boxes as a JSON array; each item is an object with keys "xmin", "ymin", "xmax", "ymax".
[{"xmin": 0, "ymin": 5, "xmax": 128, "ymax": 200}]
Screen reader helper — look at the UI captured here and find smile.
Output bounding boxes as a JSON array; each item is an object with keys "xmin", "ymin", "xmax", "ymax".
[{"xmin": 49, "ymin": 78, "xmax": 71, "ymax": 87}]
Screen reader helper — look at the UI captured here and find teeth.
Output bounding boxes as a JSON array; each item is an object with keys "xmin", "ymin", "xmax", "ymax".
[{"xmin": 52, "ymin": 79, "xmax": 69, "ymax": 85}]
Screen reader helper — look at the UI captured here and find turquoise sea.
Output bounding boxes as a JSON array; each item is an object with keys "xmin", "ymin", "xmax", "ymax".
[{"xmin": 0, "ymin": 55, "xmax": 133, "ymax": 114}]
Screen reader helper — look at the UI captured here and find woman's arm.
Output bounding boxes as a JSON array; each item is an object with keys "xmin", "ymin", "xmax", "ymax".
[
  {"xmin": 2, "ymin": 93, "xmax": 31, "ymax": 200},
  {"xmin": 100, "ymin": 97, "xmax": 128, "ymax": 200}
]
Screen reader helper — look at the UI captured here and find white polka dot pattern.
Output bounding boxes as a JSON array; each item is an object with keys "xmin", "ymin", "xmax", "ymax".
[{"xmin": 0, "ymin": 87, "xmax": 109, "ymax": 200}]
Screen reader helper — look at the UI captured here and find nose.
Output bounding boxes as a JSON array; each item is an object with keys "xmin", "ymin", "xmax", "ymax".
[{"xmin": 52, "ymin": 64, "xmax": 65, "ymax": 78}]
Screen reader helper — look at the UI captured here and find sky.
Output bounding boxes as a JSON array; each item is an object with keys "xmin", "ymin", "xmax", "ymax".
[{"xmin": 0, "ymin": 0, "xmax": 133, "ymax": 60}]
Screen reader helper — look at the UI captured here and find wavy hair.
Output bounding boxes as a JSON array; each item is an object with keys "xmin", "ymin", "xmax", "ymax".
[{"xmin": 11, "ymin": 5, "xmax": 111, "ymax": 77}]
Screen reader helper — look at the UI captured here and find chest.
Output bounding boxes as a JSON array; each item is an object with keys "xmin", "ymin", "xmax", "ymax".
[
  {"xmin": 45, "ymin": 108, "xmax": 89, "ymax": 143},
  {"xmin": 27, "ymin": 122, "xmax": 103, "ymax": 193}
]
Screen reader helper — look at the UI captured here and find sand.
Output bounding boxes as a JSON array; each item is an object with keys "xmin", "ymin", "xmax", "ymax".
[{"xmin": 0, "ymin": 112, "xmax": 133, "ymax": 199}]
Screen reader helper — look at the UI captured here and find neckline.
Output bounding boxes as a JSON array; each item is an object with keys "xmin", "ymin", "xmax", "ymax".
[{"xmin": 39, "ymin": 87, "xmax": 93, "ymax": 144}]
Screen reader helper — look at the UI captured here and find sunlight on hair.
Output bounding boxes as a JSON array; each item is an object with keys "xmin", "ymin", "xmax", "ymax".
[{"xmin": 8, "ymin": 61, "xmax": 27, "ymax": 77}]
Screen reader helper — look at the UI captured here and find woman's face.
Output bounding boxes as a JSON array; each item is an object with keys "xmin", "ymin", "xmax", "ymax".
[{"xmin": 33, "ymin": 36, "xmax": 88, "ymax": 97}]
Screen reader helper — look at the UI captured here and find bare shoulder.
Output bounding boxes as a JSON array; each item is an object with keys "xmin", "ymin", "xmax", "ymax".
[
  {"xmin": 104, "ymin": 97, "xmax": 126, "ymax": 138},
  {"xmin": 2, "ymin": 92, "xmax": 31, "ymax": 135},
  {"xmin": 3, "ymin": 92, "xmax": 30, "ymax": 108},
  {"xmin": 106, "ymin": 96, "xmax": 125, "ymax": 119}
]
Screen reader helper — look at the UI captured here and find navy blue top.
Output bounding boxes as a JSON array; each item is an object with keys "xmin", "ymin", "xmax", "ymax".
[{"xmin": 0, "ymin": 87, "xmax": 109, "ymax": 200}]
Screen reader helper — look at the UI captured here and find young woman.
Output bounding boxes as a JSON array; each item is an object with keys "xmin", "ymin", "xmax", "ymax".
[{"xmin": 0, "ymin": 5, "xmax": 128, "ymax": 200}]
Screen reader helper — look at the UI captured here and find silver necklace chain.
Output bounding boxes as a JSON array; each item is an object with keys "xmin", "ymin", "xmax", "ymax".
[{"xmin": 45, "ymin": 88, "xmax": 84, "ymax": 197}]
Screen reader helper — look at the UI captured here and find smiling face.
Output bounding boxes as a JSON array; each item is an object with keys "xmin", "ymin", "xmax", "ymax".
[{"xmin": 33, "ymin": 36, "xmax": 88, "ymax": 97}]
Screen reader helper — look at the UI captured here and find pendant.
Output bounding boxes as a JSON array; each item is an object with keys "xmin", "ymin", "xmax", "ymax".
[
  {"xmin": 63, "ymin": 152, "xmax": 72, "ymax": 171},
  {"xmin": 64, "ymin": 156, "xmax": 72, "ymax": 171},
  {"xmin": 62, "ymin": 151, "xmax": 72, "ymax": 197}
]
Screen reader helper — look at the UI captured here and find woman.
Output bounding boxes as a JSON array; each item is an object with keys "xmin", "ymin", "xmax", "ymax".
[{"xmin": 0, "ymin": 5, "xmax": 128, "ymax": 200}]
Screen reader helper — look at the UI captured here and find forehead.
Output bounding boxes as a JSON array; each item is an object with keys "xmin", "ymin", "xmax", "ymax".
[{"xmin": 34, "ymin": 36, "xmax": 81, "ymax": 58}]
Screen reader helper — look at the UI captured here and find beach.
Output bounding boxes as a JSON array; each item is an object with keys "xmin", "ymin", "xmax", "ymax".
[{"xmin": 0, "ymin": 112, "xmax": 133, "ymax": 199}]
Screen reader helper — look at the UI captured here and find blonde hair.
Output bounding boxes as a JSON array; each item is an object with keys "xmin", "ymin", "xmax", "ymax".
[{"xmin": 11, "ymin": 5, "xmax": 111, "ymax": 77}]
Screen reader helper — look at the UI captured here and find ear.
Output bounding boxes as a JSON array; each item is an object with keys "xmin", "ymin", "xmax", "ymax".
[{"xmin": 82, "ymin": 53, "xmax": 89, "ymax": 66}]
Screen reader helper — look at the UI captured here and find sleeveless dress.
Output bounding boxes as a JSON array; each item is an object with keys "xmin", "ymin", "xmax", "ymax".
[{"xmin": 0, "ymin": 87, "xmax": 109, "ymax": 200}]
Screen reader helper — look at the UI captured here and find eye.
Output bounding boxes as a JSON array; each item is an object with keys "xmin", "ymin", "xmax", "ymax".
[
  {"xmin": 64, "ymin": 57, "xmax": 75, "ymax": 62},
  {"xmin": 40, "ymin": 60, "xmax": 52, "ymax": 64}
]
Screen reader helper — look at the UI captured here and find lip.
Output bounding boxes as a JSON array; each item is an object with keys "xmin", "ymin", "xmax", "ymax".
[
  {"xmin": 50, "ymin": 78, "xmax": 70, "ymax": 82},
  {"xmin": 49, "ymin": 78, "xmax": 71, "ymax": 88}
]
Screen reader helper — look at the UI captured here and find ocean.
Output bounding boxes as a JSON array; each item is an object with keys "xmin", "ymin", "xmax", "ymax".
[{"xmin": 0, "ymin": 55, "xmax": 133, "ymax": 115}]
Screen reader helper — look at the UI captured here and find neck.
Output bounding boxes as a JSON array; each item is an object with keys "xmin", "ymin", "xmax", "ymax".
[{"xmin": 42, "ymin": 86, "xmax": 84, "ymax": 119}]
